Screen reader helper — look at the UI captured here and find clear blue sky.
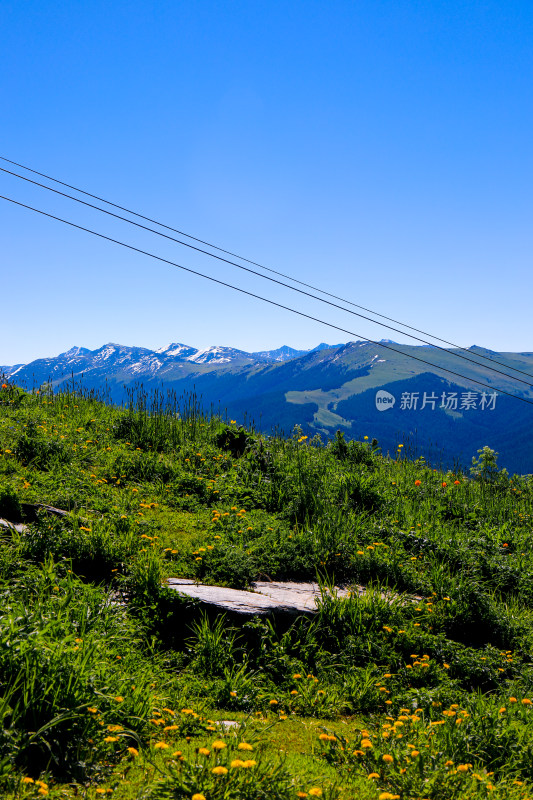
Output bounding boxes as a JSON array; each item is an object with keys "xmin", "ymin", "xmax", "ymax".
[{"xmin": 1, "ymin": 0, "xmax": 532, "ymax": 365}]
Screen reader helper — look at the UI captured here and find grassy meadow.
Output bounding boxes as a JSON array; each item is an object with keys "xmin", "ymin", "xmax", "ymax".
[{"xmin": 0, "ymin": 380, "xmax": 533, "ymax": 800}]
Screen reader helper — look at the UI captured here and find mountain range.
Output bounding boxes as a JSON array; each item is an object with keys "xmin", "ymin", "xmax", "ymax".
[{"xmin": 3, "ymin": 340, "xmax": 533, "ymax": 474}]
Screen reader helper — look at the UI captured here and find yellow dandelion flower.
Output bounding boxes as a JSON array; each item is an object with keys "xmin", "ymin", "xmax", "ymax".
[
  {"xmin": 211, "ymin": 766, "xmax": 228, "ymax": 775},
  {"xmin": 212, "ymin": 740, "xmax": 226, "ymax": 750},
  {"xmin": 308, "ymin": 790, "xmax": 322, "ymax": 797},
  {"xmin": 127, "ymin": 747, "xmax": 139, "ymax": 756},
  {"xmin": 154, "ymin": 742, "xmax": 169, "ymax": 750},
  {"xmin": 238, "ymin": 742, "xmax": 253, "ymax": 750}
]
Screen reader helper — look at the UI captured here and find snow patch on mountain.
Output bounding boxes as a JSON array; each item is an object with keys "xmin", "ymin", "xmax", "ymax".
[
  {"xmin": 156, "ymin": 343, "xmax": 197, "ymax": 358},
  {"xmin": 187, "ymin": 346, "xmax": 248, "ymax": 364}
]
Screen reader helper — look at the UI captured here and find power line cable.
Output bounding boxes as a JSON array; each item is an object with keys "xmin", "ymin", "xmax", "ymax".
[
  {"xmin": 1, "ymin": 154, "xmax": 532, "ymax": 384},
  {"xmin": 2, "ymin": 163, "xmax": 533, "ymax": 390},
  {"xmin": 2, "ymin": 190, "xmax": 533, "ymax": 408}
]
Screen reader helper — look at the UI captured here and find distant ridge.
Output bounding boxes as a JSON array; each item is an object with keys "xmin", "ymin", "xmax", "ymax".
[{"xmin": 2, "ymin": 339, "xmax": 533, "ymax": 474}]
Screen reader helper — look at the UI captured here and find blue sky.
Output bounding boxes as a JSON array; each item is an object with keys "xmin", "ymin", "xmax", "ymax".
[{"xmin": 1, "ymin": 0, "xmax": 532, "ymax": 364}]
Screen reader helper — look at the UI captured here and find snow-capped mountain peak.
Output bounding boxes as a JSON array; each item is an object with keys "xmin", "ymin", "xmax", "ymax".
[
  {"xmin": 156, "ymin": 343, "xmax": 197, "ymax": 358},
  {"xmin": 186, "ymin": 346, "xmax": 250, "ymax": 365}
]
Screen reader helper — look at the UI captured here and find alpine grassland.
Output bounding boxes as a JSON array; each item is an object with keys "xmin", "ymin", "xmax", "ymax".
[{"xmin": 0, "ymin": 379, "xmax": 533, "ymax": 800}]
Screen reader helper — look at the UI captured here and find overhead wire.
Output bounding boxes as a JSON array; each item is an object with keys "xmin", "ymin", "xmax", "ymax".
[
  {"xmin": 2, "ymin": 190, "xmax": 533, "ymax": 407},
  {"xmin": 1, "ymin": 154, "xmax": 532, "ymax": 384},
  {"xmin": 2, "ymin": 163, "xmax": 533, "ymax": 390}
]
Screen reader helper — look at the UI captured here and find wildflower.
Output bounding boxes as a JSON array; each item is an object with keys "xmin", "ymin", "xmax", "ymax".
[
  {"xmin": 293, "ymin": 673, "xmax": 302, "ymax": 679},
  {"xmin": 211, "ymin": 766, "xmax": 228, "ymax": 775},
  {"xmin": 115, "ymin": 696, "xmax": 124, "ymax": 703},
  {"xmin": 104, "ymin": 736, "xmax": 118, "ymax": 743},
  {"xmin": 523, "ymin": 698, "xmax": 532, "ymax": 705},
  {"xmin": 442, "ymin": 482, "xmax": 447, "ymax": 487},
  {"xmin": 22, "ymin": 777, "xmax": 34, "ymax": 784},
  {"xmin": 415, "ymin": 480, "xmax": 421, "ymax": 486},
  {"xmin": 382, "ymin": 754, "xmax": 393, "ymax": 763},
  {"xmin": 192, "ymin": 795, "xmax": 207, "ymax": 800},
  {"xmin": 510, "ymin": 697, "xmax": 517, "ymax": 703},
  {"xmin": 367, "ymin": 773, "xmax": 379, "ymax": 779},
  {"xmin": 457, "ymin": 764, "xmax": 471, "ymax": 772},
  {"xmin": 127, "ymin": 747, "xmax": 139, "ymax": 756},
  {"xmin": 242, "ymin": 760, "xmax": 257, "ymax": 768},
  {"xmin": 154, "ymin": 742, "xmax": 169, "ymax": 750},
  {"xmin": 231, "ymin": 759, "xmax": 245, "ymax": 767},
  {"xmin": 199, "ymin": 747, "xmax": 211, "ymax": 756},
  {"xmin": 238, "ymin": 742, "xmax": 253, "ymax": 750},
  {"xmin": 445, "ymin": 760, "xmax": 454, "ymax": 766},
  {"xmin": 290, "ymin": 690, "xmax": 298, "ymax": 696},
  {"xmin": 454, "ymin": 480, "xmax": 460, "ymax": 485},
  {"xmin": 361, "ymin": 738, "xmax": 373, "ymax": 749},
  {"xmin": 269, "ymin": 699, "xmax": 278, "ymax": 705},
  {"xmin": 308, "ymin": 790, "xmax": 322, "ymax": 797},
  {"xmin": 88, "ymin": 706, "xmax": 98, "ymax": 713},
  {"xmin": 379, "ymin": 794, "xmax": 400, "ymax": 800},
  {"xmin": 212, "ymin": 740, "xmax": 226, "ymax": 750},
  {"xmin": 297, "ymin": 794, "xmax": 308, "ymax": 798}
]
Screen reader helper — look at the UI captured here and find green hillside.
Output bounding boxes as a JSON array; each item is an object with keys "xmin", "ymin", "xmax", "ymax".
[{"xmin": 1, "ymin": 381, "xmax": 533, "ymax": 800}]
